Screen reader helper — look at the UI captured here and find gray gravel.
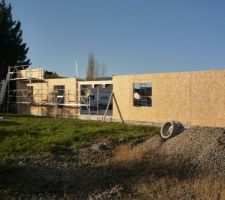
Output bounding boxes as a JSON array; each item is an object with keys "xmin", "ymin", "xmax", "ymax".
[
  {"xmin": 142, "ymin": 135, "xmax": 163, "ymax": 151},
  {"xmin": 158, "ymin": 127, "xmax": 225, "ymax": 174}
]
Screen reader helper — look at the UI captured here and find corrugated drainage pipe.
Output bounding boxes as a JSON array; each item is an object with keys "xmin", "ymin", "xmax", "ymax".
[{"xmin": 160, "ymin": 121, "xmax": 184, "ymax": 140}]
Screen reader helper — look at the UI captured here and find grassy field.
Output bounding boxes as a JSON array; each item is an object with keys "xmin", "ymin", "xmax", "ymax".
[
  {"xmin": 0, "ymin": 115, "xmax": 159, "ymax": 159},
  {"xmin": 0, "ymin": 115, "xmax": 162, "ymax": 199},
  {"xmin": 1, "ymin": 115, "xmax": 224, "ymax": 199}
]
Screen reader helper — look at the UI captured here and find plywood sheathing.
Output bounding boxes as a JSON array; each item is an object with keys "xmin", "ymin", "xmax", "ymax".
[
  {"xmin": 17, "ymin": 68, "xmax": 44, "ymax": 80},
  {"xmin": 16, "ymin": 76, "xmax": 78, "ymax": 117},
  {"xmin": 113, "ymin": 70, "xmax": 225, "ymax": 127}
]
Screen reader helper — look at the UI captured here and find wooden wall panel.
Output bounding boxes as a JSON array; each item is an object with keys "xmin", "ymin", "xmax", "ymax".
[
  {"xmin": 113, "ymin": 70, "xmax": 225, "ymax": 127},
  {"xmin": 17, "ymin": 78, "xmax": 78, "ymax": 117}
]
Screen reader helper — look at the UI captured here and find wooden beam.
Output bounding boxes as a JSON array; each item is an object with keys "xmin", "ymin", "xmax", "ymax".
[
  {"xmin": 102, "ymin": 92, "xmax": 113, "ymax": 123},
  {"xmin": 113, "ymin": 93, "xmax": 124, "ymax": 124},
  {"xmin": 102, "ymin": 92, "xmax": 124, "ymax": 124}
]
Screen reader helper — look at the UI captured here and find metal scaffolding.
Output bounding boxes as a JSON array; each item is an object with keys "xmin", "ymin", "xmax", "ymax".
[
  {"xmin": 1, "ymin": 65, "xmax": 88, "ymax": 117},
  {"xmin": 1, "ymin": 65, "xmax": 113, "ymax": 119}
]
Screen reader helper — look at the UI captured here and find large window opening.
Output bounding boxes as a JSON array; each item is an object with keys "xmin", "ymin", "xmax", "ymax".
[
  {"xmin": 80, "ymin": 83, "xmax": 113, "ymax": 115},
  {"xmin": 133, "ymin": 83, "xmax": 152, "ymax": 107},
  {"xmin": 54, "ymin": 85, "xmax": 65, "ymax": 104}
]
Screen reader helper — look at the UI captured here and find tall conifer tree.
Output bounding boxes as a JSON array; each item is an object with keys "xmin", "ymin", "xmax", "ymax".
[{"xmin": 0, "ymin": 0, "xmax": 30, "ymax": 80}]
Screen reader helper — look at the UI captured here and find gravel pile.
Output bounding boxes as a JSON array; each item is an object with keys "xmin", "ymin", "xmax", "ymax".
[
  {"xmin": 142, "ymin": 127, "xmax": 225, "ymax": 174},
  {"xmin": 159, "ymin": 127, "xmax": 225, "ymax": 174},
  {"xmin": 142, "ymin": 135, "xmax": 163, "ymax": 151}
]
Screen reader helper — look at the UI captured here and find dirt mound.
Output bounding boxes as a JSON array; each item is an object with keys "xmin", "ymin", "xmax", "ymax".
[{"xmin": 158, "ymin": 127, "xmax": 225, "ymax": 174}]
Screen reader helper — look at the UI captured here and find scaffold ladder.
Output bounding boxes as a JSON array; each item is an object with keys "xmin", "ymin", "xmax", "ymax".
[{"xmin": 0, "ymin": 71, "xmax": 11, "ymax": 105}]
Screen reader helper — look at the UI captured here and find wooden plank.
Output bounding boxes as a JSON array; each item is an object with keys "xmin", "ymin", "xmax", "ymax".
[{"xmin": 102, "ymin": 92, "xmax": 113, "ymax": 123}]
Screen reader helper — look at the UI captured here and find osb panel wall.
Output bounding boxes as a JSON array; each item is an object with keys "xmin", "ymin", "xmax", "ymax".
[
  {"xmin": 190, "ymin": 71, "xmax": 225, "ymax": 127},
  {"xmin": 29, "ymin": 106, "xmax": 78, "ymax": 118},
  {"xmin": 113, "ymin": 70, "xmax": 225, "ymax": 127},
  {"xmin": 47, "ymin": 78, "xmax": 77, "ymax": 104},
  {"xmin": 17, "ymin": 78, "xmax": 78, "ymax": 117},
  {"xmin": 18, "ymin": 68, "xmax": 44, "ymax": 79}
]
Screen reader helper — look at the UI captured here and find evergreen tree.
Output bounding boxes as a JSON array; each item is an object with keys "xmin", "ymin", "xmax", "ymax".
[{"xmin": 0, "ymin": 0, "xmax": 30, "ymax": 80}]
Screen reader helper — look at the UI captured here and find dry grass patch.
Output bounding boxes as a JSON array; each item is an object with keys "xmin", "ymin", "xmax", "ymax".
[
  {"xmin": 192, "ymin": 176, "xmax": 225, "ymax": 200},
  {"xmin": 134, "ymin": 175, "xmax": 225, "ymax": 200},
  {"xmin": 135, "ymin": 177, "xmax": 184, "ymax": 200},
  {"xmin": 113, "ymin": 144, "xmax": 151, "ymax": 164}
]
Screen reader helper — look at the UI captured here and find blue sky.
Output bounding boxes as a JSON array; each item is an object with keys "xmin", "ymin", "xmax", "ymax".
[{"xmin": 8, "ymin": 0, "xmax": 225, "ymax": 78}]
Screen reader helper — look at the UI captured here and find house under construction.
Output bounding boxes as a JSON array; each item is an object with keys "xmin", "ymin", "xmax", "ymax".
[{"xmin": 1, "ymin": 65, "xmax": 225, "ymax": 128}]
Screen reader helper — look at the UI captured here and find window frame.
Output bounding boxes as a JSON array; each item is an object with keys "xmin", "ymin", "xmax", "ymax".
[{"xmin": 133, "ymin": 82, "xmax": 152, "ymax": 107}]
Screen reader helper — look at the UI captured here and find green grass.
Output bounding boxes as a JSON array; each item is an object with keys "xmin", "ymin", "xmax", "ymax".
[{"xmin": 0, "ymin": 115, "xmax": 159, "ymax": 158}]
